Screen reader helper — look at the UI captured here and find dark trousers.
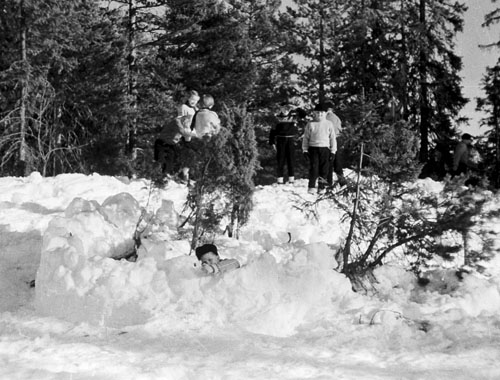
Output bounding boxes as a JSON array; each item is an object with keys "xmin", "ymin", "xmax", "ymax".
[
  {"xmin": 276, "ymin": 136, "xmax": 295, "ymax": 178},
  {"xmin": 453, "ymin": 162, "xmax": 468, "ymax": 177},
  {"xmin": 157, "ymin": 141, "xmax": 180, "ymax": 175},
  {"xmin": 327, "ymin": 136, "xmax": 344, "ymax": 185},
  {"xmin": 308, "ymin": 147, "xmax": 330, "ymax": 189}
]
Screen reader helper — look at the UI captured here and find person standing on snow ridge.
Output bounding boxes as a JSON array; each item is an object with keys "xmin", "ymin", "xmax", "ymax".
[
  {"xmin": 269, "ymin": 104, "xmax": 299, "ymax": 184},
  {"xmin": 325, "ymin": 101, "xmax": 347, "ymax": 187},
  {"xmin": 302, "ymin": 103, "xmax": 337, "ymax": 194},
  {"xmin": 452, "ymin": 133, "xmax": 474, "ymax": 176},
  {"xmin": 195, "ymin": 243, "xmax": 240, "ymax": 275},
  {"xmin": 156, "ymin": 90, "xmax": 200, "ymax": 181}
]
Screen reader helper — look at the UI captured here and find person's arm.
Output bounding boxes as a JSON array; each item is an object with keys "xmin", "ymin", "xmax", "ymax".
[
  {"xmin": 329, "ymin": 121, "xmax": 337, "ymax": 154},
  {"xmin": 453, "ymin": 143, "xmax": 466, "ymax": 171},
  {"xmin": 269, "ymin": 125, "xmax": 276, "ymax": 146},
  {"xmin": 175, "ymin": 105, "xmax": 187, "ymax": 132},
  {"xmin": 177, "ymin": 105, "xmax": 196, "ymax": 139},
  {"xmin": 189, "ymin": 110, "xmax": 199, "ymax": 131},
  {"xmin": 217, "ymin": 258, "xmax": 240, "ymax": 273},
  {"xmin": 202, "ymin": 258, "xmax": 240, "ymax": 275},
  {"xmin": 302, "ymin": 123, "xmax": 311, "ymax": 152},
  {"xmin": 210, "ymin": 112, "xmax": 221, "ymax": 134}
]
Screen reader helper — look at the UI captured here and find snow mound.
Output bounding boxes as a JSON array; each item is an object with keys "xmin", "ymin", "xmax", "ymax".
[{"xmin": 35, "ymin": 192, "xmax": 355, "ymax": 336}]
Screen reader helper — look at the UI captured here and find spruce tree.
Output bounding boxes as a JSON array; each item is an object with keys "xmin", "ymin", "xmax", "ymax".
[
  {"xmin": 185, "ymin": 104, "xmax": 258, "ymax": 248},
  {"xmin": 0, "ymin": 0, "xmax": 131, "ymax": 176},
  {"xmin": 476, "ymin": 3, "xmax": 500, "ymax": 188}
]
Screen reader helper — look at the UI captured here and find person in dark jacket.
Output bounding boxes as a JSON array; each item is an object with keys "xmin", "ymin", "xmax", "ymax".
[
  {"xmin": 453, "ymin": 133, "xmax": 474, "ymax": 176},
  {"xmin": 269, "ymin": 104, "xmax": 299, "ymax": 184}
]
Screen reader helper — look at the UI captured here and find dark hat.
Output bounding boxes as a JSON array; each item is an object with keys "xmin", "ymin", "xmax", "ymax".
[
  {"xmin": 313, "ymin": 103, "xmax": 329, "ymax": 112},
  {"xmin": 324, "ymin": 101, "xmax": 335, "ymax": 109},
  {"xmin": 294, "ymin": 107, "xmax": 308, "ymax": 119},
  {"xmin": 195, "ymin": 243, "xmax": 218, "ymax": 260},
  {"xmin": 461, "ymin": 133, "xmax": 473, "ymax": 140}
]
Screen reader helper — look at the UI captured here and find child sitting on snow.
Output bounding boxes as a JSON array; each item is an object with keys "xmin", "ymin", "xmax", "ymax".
[{"xmin": 195, "ymin": 243, "xmax": 240, "ymax": 275}]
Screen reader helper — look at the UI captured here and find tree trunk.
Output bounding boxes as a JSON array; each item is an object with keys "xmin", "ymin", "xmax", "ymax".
[
  {"xmin": 343, "ymin": 143, "xmax": 364, "ymax": 276},
  {"xmin": 19, "ymin": 0, "xmax": 29, "ymax": 175},
  {"xmin": 419, "ymin": 0, "xmax": 429, "ymax": 163},
  {"xmin": 318, "ymin": 3, "xmax": 325, "ymax": 104},
  {"xmin": 127, "ymin": 0, "xmax": 137, "ymax": 156}
]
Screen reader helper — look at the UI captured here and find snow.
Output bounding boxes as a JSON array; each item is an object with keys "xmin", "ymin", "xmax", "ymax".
[{"xmin": 1, "ymin": 172, "xmax": 500, "ymax": 379}]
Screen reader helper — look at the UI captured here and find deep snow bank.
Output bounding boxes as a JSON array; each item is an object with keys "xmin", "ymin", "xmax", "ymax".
[{"xmin": 35, "ymin": 189, "xmax": 353, "ymax": 335}]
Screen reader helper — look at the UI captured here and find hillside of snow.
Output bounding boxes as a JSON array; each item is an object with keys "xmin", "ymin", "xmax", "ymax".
[{"xmin": 1, "ymin": 172, "xmax": 500, "ymax": 379}]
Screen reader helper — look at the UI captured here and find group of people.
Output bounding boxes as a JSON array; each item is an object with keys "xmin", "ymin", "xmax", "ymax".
[
  {"xmin": 156, "ymin": 90, "xmax": 349, "ymax": 193},
  {"xmin": 154, "ymin": 90, "xmax": 221, "ymax": 182},
  {"xmin": 269, "ymin": 102, "xmax": 347, "ymax": 194}
]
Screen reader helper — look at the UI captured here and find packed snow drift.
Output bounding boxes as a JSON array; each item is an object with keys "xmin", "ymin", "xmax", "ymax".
[{"xmin": 1, "ymin": 172, "xmax": 500, "ymax": 379}]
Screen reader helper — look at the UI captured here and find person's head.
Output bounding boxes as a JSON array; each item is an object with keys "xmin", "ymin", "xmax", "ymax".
[
  {"xmin": 186, "ymin": 90, "xmax": 200, "ymax": 107},
  {"xmin": 289, "ymin": 107, "xmax": 307, "ymax": 120},
  {"xmin": 195, "ymin": 243, "xmax": 220, "ymax": 265},
  {"xmin": 461, "ymin": 133, "xmax": 473, "ymax": 145},
  {"xmin": 324, "ymin": 101, "xmax": 335, "ymax": 112},
  {"xmin": 276, "ymin": 103, "xmax": 293, "ymax": 118},
  {"xmin": 313, "ymin": 103, "xmax": 328, "ymax": 121},
  {"xmin": 201, "ymin": 94, "xmax": 215, "ymax": 109}
]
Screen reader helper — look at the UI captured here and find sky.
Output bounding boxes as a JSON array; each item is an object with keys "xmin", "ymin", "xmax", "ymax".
[
  {"xmin": 456, "ymin": 0, "xmax": 499, "ymax": 136},
  {"xmin": 1, "ymin": 172, "xmax": 500, "ymax": 379}
]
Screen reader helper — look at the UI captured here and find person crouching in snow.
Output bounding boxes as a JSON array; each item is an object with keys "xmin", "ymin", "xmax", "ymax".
[{"xmin": 195, "ymin": 243, "xmax": 240, "ymax": 275}]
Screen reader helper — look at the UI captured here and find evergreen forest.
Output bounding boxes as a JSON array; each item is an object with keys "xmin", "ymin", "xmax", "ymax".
[{"xmin": 0, "ymin": 0, "xmax": 499, "ymax": 189}]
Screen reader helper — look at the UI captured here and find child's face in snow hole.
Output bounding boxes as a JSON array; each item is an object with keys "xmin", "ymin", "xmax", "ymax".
[{"xmin": 200, "ymin": 252, "xmax": 219, "ymax": 265}]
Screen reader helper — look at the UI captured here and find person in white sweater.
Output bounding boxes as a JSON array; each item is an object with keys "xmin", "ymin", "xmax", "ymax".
[{"xmin": 302, "ymin": 103, "xmax": 337, "ymax": 194}]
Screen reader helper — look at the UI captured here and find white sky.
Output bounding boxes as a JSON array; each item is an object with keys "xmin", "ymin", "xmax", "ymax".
[{"xmin": 456, "ymin": 0, "xmax": 499, "ymax": 136}]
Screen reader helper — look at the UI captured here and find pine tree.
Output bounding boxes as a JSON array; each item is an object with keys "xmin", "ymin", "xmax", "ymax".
[
  {"xmin": 476, "ymin": 3, "xmax": 500, "ymax": 188},
  {"xmin": 0, "ymin": 0, "xmax": 131, "ymax": 176},
  {"xmin": 185, "ymin": 103, "xmax": 258, "ymax": 248},
  {"xmin": 154, "ymin": 0, "xmax": 293, "ymax": 107}
]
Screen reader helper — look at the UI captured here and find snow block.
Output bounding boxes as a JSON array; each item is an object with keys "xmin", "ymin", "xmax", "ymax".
[{"xmin": 35, "ymin": 194, "xmax": 172, "ymax": 327}]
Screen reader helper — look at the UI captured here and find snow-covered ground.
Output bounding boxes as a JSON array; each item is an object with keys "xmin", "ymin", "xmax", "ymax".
[{"xmin": 1, "ymin": 172, "xmax": 500, "ymax": 380}]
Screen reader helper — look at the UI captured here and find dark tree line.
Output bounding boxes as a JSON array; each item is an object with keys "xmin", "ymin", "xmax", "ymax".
[{"xmin": 1, "ymin": 0, "xmax": 496, "ymax": 188}]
